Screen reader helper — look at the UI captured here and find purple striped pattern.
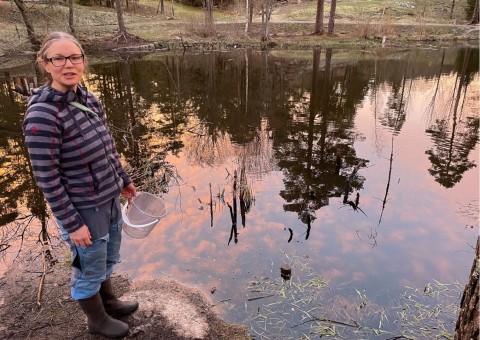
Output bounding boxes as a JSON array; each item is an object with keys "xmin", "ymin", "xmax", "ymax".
[{"xmin": 23, "ymin": 85, "xmax": 131, "ymax": 233}]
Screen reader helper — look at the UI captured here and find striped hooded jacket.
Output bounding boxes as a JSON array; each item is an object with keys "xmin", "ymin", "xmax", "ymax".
[{"xmin": 23, "ymin": 85, "xmax": 131, "ymax": 233}]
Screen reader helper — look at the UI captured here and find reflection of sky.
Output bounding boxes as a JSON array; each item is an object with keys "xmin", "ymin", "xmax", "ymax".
[
  {"xmin": 2, "ymin": 51, "xmax": 476, "ymax": 336},
  {"xmin": 118, "ymin": 71, "xmax": 479, "ymax": 330}
]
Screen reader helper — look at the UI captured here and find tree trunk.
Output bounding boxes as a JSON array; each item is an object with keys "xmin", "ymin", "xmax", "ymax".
[
  {"xmin": 455, "ymin": 236, "xmax": 479, "ymax": 340},
  {"xmin": 68, "ymin": 0, "xmax": 75, "ymax": 35},
  {"xmin": 261, "ymin": 0, "xmax": 272, "ymax": 43},
  {"xmin": 12, "ymin": 0, "xmax": 40, "ymax": 50},
  {"xmin": 113, "ymin": 0, "xmax": 137, "ymax": 42},
  {"xmin": 314, "ymin": 0, "xmax": 325, "ymax": 34},
  {"xmin": 327, "ymin": 0, "xmax": 337, "ymax": 36},
  {"xmin": 171, "ymin": 0, "xmax": 174, "ymax": 17},
  {"xmin": 470, "ymin": 0, "xmax": 479, "ymax": 24},
  {"xmin": 449, "ymin": 0, "xmax": 456, "ymax": 19},
  {"xmin": 115, "ymin": 0, "xmax": 127, "ymax": 34},
  {"xmin": 244, "ymin": 0, "xmax": 251, "ymax": 36},
  {"xmin": 156, "ymin": 0, "xmax": 164, "ymax": 15},
  {"xmin": 204, "ymin": 0, "xmax": 214, "ymax": 33}
]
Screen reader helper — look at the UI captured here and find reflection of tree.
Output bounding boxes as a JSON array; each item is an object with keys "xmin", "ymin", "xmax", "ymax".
[
  {"xmin": 3, "ymin": 48, "xmax": 478, "ymax": 256},
  {"xmin": 275, "ymin": 49, "xmax": 369, "ymax": 236},
  {"xmin": 89, "ymin": 58, "xmax": 177, "ymax": 194},
  {"xmin": 183, "ymin": 51, "xmax": 272, "ymax": 236},
  {"xmin": 0, "ymin": 75, "xmax": 49, "ymax": 258},
  {"xmin": 0, "ymin": 75, "xmax": 26, "ymax": 228},
  {"xmin": 425, "ymin": 48, "xmax": 479, "ymax": 188},
  {"xmin": 425, "ymin": 50, "xmax": 447, "ymax": 123},
  {"xmin": 227, "ymin": 171, "xmax": 239, "ymax": 245},
  {"xmin": 380, "ymin": 63, "xmax": 410, "ymax": 134},
  {"xmin": 378, "ymin": 134, "xmax": 395, "ymax": 226}
]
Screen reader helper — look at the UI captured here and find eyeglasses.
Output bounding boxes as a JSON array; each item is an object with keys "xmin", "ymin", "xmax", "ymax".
[{"xmin": 46, "ymin": 54, "xmax": 84, "ymax": 67}]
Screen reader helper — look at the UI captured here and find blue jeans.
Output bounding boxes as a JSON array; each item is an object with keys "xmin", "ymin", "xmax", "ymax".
[{"xmin": 58, "ymin": 200, "xmax": 123, "ymax": 300}]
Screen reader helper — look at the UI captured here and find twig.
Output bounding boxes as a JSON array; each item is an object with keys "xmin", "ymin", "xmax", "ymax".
[
  {"xmin": 8, "ymin": 320, "xmax": 70, "ymax": 336},
  {"xmin": 247, "ymin": 294, "xmax": 276, "ymax": 301},
  {"xmin": 209, "ymin": 183, "xmax": 213, "ymax": 227},
  {"xmin": 291, "ymin": 316, "xmax": 359, "ymax": 328},
  {"xmin": 36, "ymin": 241, "xmax": 49, "ymax": 307}
]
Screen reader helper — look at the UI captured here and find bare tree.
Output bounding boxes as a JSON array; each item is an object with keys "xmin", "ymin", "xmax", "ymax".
[
  {"xmin": 244, "ymin": 0, "xmax": 253, "ymax": 36},
  {"xmin": 114, "ymin": 0, "xmax": 136, "ymax": 42},
  {"xmin": 156, "ymin": 0, "xmax": 165, "ymax": 15},
  {"xmin": 68, "ymin": 0, "xmax": 75, "ymax": 36},
  {"xmin": 314, "ymin": 0, "xmax": 325, "ymax": 34},
  {"xmin": 327, "ymin": 0, "xmax": 337, "ymax": 35},
  {"xmin": 12, "ymin": 0, "xmax": 40, "ymax": 50},
  {"xmin": 470, "ymin": 0, "xmax": 479, "ymax": 23},
  {"xmin": 261, "ymin": 0, "xmax": 274, "ymax": 43},
  {"xmin": 115, "ymin": 0, "xmax": 127, "ymax": 34},
  {"xmin": 204, "ymin": 0, "xmax": 214, "ymax": 34},
  {"xmin": 450, "ymin": 0, "xmax": 456, "ymax": 19}
]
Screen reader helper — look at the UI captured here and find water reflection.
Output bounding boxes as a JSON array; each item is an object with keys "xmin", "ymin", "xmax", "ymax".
[
  {"xmin": 0, "ymin": 47, "xmax": 478, "ymax": 337},
  {"xmin": 425, "ymin": 49, "xmax": 479, "ymax": 188},
  {"xmin": 0, "ymin": 71, "xmax": 50, "ymax": 258},
  {"xmin": 274, "ymin": 48, "xmax": 371, "ymax": 242}
]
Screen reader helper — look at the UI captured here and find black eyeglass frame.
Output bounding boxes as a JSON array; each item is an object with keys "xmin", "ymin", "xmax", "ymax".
[{"xmin": 46, "ymin": 54, "xmax": 85, "ymax": 67}]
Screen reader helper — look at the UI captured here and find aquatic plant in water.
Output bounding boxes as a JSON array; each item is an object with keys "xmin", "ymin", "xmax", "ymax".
[{"xmin": 245, "ymin": 252, "xmax": 463, "ymax": 339}]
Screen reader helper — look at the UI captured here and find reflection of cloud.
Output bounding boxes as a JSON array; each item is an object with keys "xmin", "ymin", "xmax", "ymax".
[
  {"xmin": 177, "ymin": 240, "xmax": 217, "ymax": 259},
  {"xmin": 137, "ymin": 263, "xmax": 164, "ymax": 276},
  {"xmin": 411, "ymin": 261, "xmax": 428, "ymax": 278},
  {"xmin": 389, "ymin": 230, "xmax": 407, "ymax": 242},
  {"xmin": 322, "ymin": 268, "xmax": 344, "ymax": 282},
  {"xmin": 117, "ymin": 69, "xmax": 479, "ymax": 328}
]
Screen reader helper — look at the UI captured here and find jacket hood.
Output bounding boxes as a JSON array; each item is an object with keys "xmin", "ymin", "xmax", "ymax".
[{"xmin": 28, "ymin": 85, "xmax": 88, "ymax": 107}]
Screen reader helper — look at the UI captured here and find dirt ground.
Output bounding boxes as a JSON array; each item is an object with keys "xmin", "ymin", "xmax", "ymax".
[{"xmin": 0, "ymin": 242, "xmax": 251, "ymax": 340}]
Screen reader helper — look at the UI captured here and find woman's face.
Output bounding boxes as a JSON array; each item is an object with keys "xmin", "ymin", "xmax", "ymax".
[{"xmin": 42, "ymin": 39, "xmax": 85, "ymax": 93}]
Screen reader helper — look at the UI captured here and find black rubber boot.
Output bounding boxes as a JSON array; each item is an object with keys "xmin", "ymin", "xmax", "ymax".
[
  {"xmin": 100, "ymin": 278, "xmax": 139, "ymax": 317},
  {"xmin": 78, "ymin": 293, "xmax": 129, "ymax": 338}
]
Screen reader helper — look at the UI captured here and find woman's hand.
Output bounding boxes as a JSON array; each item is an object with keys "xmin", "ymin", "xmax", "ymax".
[
  {"xmin": 69, "ymin": 225, "xmax": 92, "ymax": 247},
  {"xmin": 121, "ymin": 183, "xmax": 137, "ymax": 205}
]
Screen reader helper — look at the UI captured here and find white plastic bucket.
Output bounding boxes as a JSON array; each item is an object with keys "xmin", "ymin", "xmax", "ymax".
[{"xmin": 122, "ymin": 191, "xmax": 167, "ymax": 239}]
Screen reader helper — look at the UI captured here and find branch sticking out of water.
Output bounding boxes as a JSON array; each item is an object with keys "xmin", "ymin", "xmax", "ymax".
[
  {"xmin": 247, "ymin": 294, "xmax": 276, "ymax": 302},
  {"xmin": 291, "ymin": 316, "xmax": 359, "ymax": 329}
]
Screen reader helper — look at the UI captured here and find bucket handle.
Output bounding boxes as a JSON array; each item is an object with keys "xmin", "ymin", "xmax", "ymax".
[{"xmin": 121, "ymin": 203, "xmax": 158, "ymax": 229}]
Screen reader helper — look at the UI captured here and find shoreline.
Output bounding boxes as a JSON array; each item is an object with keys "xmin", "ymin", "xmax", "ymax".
[
  {"xmin": 1, "ymin": 21, "xmax": 478, "ymax": 61},
  {"xmin": 0, "ymin": 239, "xmax": 250, "ymax": 339}
]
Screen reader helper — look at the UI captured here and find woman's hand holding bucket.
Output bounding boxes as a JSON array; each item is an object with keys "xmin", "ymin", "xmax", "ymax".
[{"xmin": 121, "ymin": 183, "xmax": 137, "ymax": 205}]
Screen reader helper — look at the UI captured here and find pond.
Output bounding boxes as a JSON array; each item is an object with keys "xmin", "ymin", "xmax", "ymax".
[{"xmin": 0, "ymin": 47, "xmax": 478, "ymax": 339}]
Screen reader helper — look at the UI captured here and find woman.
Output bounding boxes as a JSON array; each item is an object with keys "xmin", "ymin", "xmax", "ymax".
[{"xmin": 23, "ymin": 32, "xmax": 138, "ymax": 338}]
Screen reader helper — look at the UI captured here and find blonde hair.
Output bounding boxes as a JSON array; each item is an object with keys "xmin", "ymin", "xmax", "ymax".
[{"xmin": 36, "ymin": 32, "xmax": 87, "ymax": 83}]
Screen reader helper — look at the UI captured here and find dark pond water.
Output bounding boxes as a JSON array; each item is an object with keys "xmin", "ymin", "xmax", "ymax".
[{"xmin": 1, "ymin": 47, "xmax": 478, "ymax": 338}]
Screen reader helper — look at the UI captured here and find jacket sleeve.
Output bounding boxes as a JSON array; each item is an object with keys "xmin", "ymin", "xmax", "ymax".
[
  {"xmin": 91, "ymin": 94, "xmax": 132, "ymax": 188},
  {"xmin": 23, "ymin": 105, "xmax": 84, "ymax": 233},
  {"xmin": 110, "ymin": 134, "xmax": 133, "ymax": 188}
]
